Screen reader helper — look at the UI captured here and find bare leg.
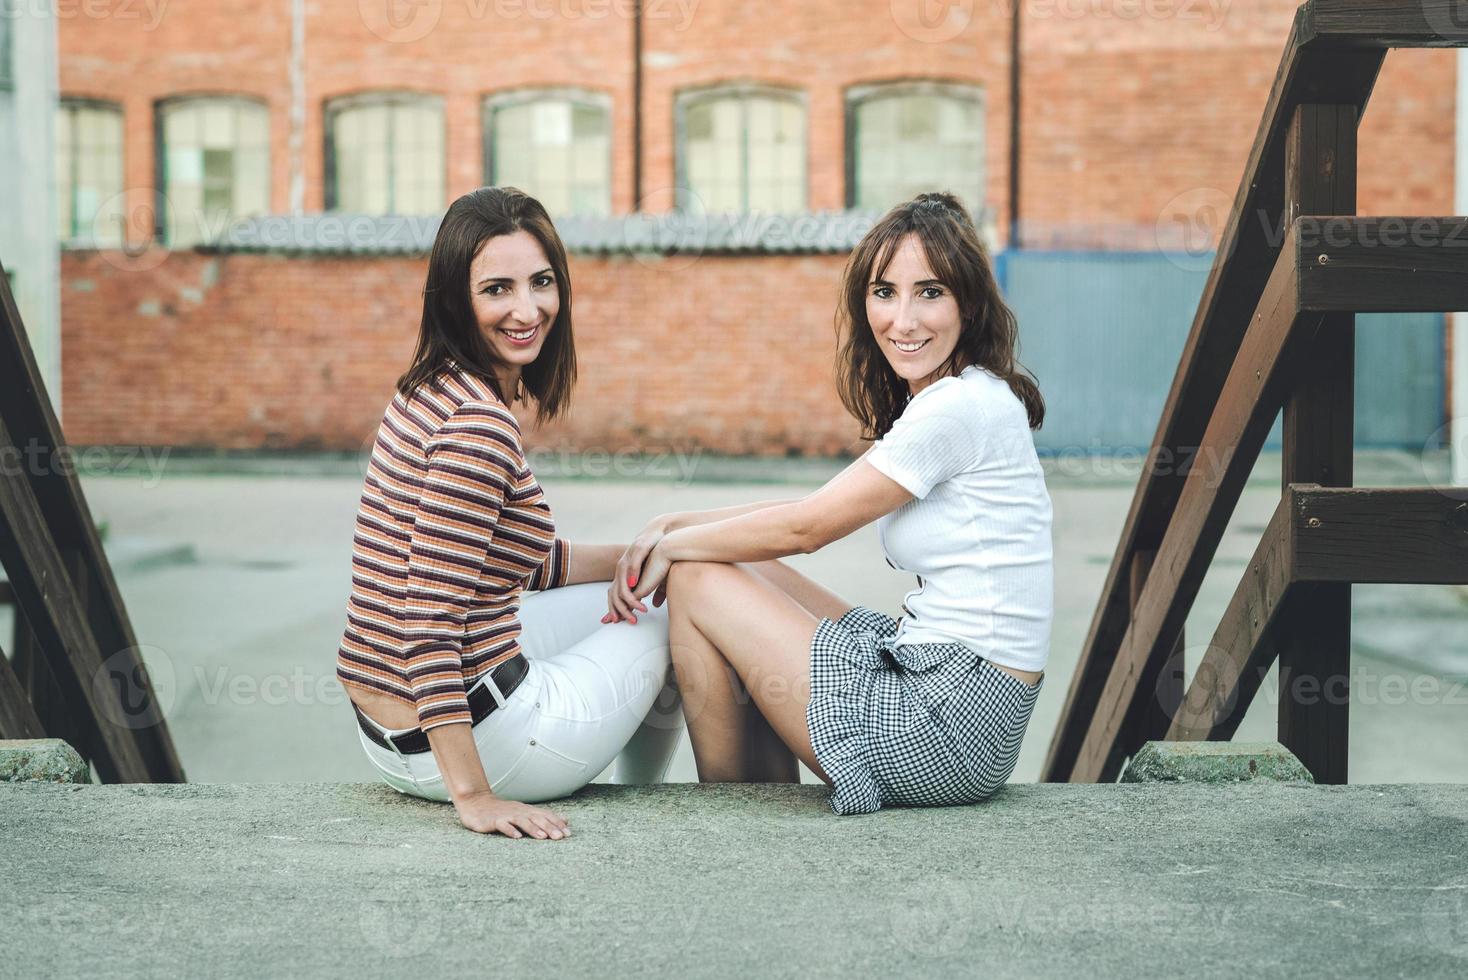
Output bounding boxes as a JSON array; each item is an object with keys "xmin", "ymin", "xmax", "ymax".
[
  {"xmin": 666, "ymin": 561, "xmax": 833, "ymax": 784},
  {"xmin": 669, "ymin": 591, "xmax": 797, "ymax": 783},
  {"xmin": 741, "ymin": 559, "xmax": 855, "ymax": 623}
]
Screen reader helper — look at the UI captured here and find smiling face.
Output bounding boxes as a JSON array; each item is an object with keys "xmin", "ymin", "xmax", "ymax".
[
  {"xmin": 468, "ymin": 229, "xmax": 560, "ymax": 395},
  {"xmin": 865, "ymin": 233, "xmax": 966, "ymax": 395}
]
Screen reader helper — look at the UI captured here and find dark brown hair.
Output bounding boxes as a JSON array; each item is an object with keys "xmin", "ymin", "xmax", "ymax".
[
  {"xmin": 397, "ymin": 186, "xmax": 576, "ymax": 423},
  {"xmin": 836, "ymin": 192, "xmax": 1044, "ymax": 439}
]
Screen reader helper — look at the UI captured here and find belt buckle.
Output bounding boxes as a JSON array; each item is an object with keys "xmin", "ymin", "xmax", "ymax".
[{"xmin": 478, "ymin": 664, "xmax": 510, "ymax": 710}]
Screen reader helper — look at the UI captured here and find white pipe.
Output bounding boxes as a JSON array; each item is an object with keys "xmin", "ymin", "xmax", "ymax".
[
  {"xmin": 288, "ymin": 0, "xmax": 306, "ymax": 215},
  {"xmin": 1455, "ymin": 51, "xmax": 1468, "ymax": 486}
]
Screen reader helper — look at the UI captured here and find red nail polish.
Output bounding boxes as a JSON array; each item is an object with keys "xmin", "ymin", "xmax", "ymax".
[{"xmin": 627, "ymin": 573, "xmax": 638, "ymax": 587}]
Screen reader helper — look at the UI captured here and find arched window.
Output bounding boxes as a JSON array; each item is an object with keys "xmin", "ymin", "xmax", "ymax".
[
  {"xmin": 677, "ymin": 86, "xmax": 805, "ymax": 213},
  {"xmin": 846, "ymin": 82, "xmax": 985, "ymax": 212},
  {"xmin": 485, "ymin": 90, "xmax": 611, "ymax": 216},
  {"xmin": 156, "ymin": 96, "xmax": 270, "ymax": 247},
  {"xmin": 57, "ymin": 99, "xmax": 124, "ymax": 245},
  {"xmin": 326, "ymin": 92, "xmax": 444, "ymax": 214}
]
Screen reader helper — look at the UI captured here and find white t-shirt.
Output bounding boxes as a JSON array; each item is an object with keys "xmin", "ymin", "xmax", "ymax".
[{"xmin": 865, "ymin": 364, "xmax": 1054, "ymax": 673}]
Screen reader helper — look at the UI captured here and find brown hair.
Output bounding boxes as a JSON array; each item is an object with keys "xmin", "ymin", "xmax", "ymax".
[
  {"xmin": 836, "ymin": 192, "xmax": 1044, "ymax": 439},
  {"xmin": 397, "ymin": 186, "xmax": 576, "ymax": 423}
]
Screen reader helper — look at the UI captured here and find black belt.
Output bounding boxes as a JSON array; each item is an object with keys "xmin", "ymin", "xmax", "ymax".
[{"xmin": 353, "ymin": 654, "xmax": 529, "ymax": 756}]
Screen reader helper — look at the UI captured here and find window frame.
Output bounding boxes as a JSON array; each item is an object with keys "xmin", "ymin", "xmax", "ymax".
[
  {"xmin": 843, "ymin": 80, "xmax": 987, "ymax": 211},
  {"xmin": 153, "ymin": 93, "xmax": 272, "ymax": 246},
  {"xmin": 482, "ymin": 87, "xmax": 613, "ymax": 216},
  {"xmin": 673, "ymin": 82, "xmax": 808, "ymax": 214},
  {"xmin": 57, "ymin": 97, "xmax": 125, "ymax": 244},
  {"xmin": 323, "ymin": 90, "xmax": 445, "ymax": 214},
  {"xmin": 0, "ymin": 14, "xmax": 13, "ymax": 92}
]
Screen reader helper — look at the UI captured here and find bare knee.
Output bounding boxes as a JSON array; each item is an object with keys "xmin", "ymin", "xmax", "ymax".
[{"xmin": 666, "ymin": 559, "xmax": 729, "ymax": 597}]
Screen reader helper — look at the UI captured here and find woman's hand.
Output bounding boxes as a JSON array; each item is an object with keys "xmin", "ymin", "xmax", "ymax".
[
  {"xmin": 630, "ymin": 538, "xmax": 673, "ymax": 606},
  {"xmin": 605, "ymin": 515, "xmax": 674, "ymax": 623},
  {"xmin": 454, "ymin": 789, "xmax": 570, "ymax": 839}
]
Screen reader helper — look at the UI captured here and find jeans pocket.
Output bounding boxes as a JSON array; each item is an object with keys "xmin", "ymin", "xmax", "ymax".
[{"xmin": 492, "ymin": 737, "xmax": 591, "ymax": 804}]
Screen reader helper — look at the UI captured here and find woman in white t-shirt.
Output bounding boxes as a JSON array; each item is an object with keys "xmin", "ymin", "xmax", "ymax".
[{"xmin": 604, "ymin": 192, "xmax": 1053, "ymax": 814}]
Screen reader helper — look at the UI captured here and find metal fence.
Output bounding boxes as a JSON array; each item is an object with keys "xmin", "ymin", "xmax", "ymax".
[{"xmin": 997, "ymin": 250, "xmax": 1446, "ymax": 452}]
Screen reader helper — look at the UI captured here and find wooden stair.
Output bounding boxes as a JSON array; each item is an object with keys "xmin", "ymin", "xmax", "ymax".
[{"xmin": 1044, "ymin": 0, "xmax": 1468, "ymax": 784}]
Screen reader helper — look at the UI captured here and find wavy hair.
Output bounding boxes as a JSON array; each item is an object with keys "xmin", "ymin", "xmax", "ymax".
[
  {"xmin": 397, "ymin": 186, "xmax": 576, "ymax": 423},
  {"xmin": 836, "ymin": 192, "xmax": 1043, "ymax": 439}
]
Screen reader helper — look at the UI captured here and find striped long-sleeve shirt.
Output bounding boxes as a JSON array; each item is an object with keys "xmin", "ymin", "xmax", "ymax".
[{"xmin": 336, "ymin": 363, "xmax": 570, "ymax": 732}]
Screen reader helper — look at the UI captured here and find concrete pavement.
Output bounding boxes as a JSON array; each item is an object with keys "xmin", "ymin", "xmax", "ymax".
[{"xmin": 4, "ymin": 780, "xmax": 1467, "ymax": 979}]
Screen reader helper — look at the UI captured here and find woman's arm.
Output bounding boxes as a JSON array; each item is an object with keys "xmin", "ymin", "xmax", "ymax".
[
  {"xmin": 605, "ymin": 499, "xmax": 799, "ymax": 621},
  {"xmin": 631, "ymin": 459, "xmax": 913, "ymax": 602},
  {"xmin": 660, "ymin": 498, "xmax": 799, "ymax": 532},
  {"xmin": 552, "ymin": 506, "xmax": 798, "ymax": 597},
  {"xmin": 562, "ymin": 543, "xmax": 626, "ymax": 585},
  {"xmin": 426, "ymin": 723, "xmax": 570, "ymax": 839}
]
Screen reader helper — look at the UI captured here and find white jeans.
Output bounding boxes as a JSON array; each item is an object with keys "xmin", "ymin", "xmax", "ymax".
[{"xmin": 356, "ymin": 582, "xmax": 683, "ymax": 803}]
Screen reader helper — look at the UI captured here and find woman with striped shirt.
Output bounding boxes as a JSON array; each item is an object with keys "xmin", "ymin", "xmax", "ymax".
[
  {"xmin": 337, "ymin": 187, "xmax": 681, "ymax": 839},
  {"xmin": 607, "ymin": 193, "xmax": 1053, "ymax": 815}
]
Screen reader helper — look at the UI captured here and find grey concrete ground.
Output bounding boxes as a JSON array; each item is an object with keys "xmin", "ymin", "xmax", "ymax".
[
  {"xmin": 12, "ymin": 448, "xmax": 1460, "ymax": 788},
  {"xmin": 4, "ymin": 780, "xmax": 1467, "ymax": 979}
]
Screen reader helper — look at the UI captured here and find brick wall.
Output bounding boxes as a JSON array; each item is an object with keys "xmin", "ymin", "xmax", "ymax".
[
  {"xmin": 55, "ymin": 1, "xmax": 1456, "ymax": 452},
  {"xmin": 67, "ymin": 1, "xmax": 1456, "ymax": 251},
  {"xmin": 1020, "ymin": 1, "xmax": 1455, "ymax": 245},
  {"xmin": 59, "ymin": 249, "xmax": 863, "ymax": 455}
]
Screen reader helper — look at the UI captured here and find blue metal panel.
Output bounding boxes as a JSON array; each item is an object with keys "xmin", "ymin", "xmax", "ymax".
[{"xmin": 996, "ymin": 251, "xmax": 1446, "ymax": 452}]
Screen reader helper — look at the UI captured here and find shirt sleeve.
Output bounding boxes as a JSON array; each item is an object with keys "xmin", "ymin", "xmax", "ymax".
[
  {"xmin": 865, "ymin": 381, "xmax": 985, "ymax": 499},
  {"xmin": 525, "ymin": 538, "xmax": 572, "ymax": 591},
  {"xmin": 403, "ymin": 402, "xmax": 519, "ymax": 732}
]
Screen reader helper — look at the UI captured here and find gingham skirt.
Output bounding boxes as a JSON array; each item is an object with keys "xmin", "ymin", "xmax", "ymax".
[{"xmin": 806, "ymin": 606, "xmax": 1043, "ymax": 815}]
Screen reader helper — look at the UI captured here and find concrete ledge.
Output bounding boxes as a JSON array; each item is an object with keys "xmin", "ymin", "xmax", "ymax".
[
  {"xmin": 3, "ymin": 781, "xmax": 1466, "ymax": 978},
  {"xmin": 1120, "ymin": 741, "xmax": 1315, "ymax": 784},
  {"xmin": 0, "ymin": 739, "xmax": 89, "ymax": 784}
]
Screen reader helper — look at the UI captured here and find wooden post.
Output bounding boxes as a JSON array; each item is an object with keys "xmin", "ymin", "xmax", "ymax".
[
  {"xmin": 0, "ymin": 641, "xmax": 46, "ymax": 739},
  {"xmin": 1128, "ymin": 548, "xmax": 1185, "ymax": 756},
  {"xmin": 1277, "ymin": 103, "xmax": 1356, "ymax": 784}
]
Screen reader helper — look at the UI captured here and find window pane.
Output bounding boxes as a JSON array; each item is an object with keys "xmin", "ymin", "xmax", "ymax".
[
  {"xmin": 392, "ymin": 103, "xmax": 444, "ymax": 214},
  {"xmin": 490, "ymin": 96, "xmax": 609, "ymax": 217},
  {"xmin": 747, "ymin": 97, "xmax": 804, "ymax": 211},
  {"xmin": 853, "ymin": 88, "xmax": 984, "ymax": 213},
  {"xmin": 160, "ymin": 98, "xmax": 269, "ymax": 245},
  {"xmin": 492, "ymin": 103, "xmax": 536, "ymax": 194},
  {"xmin": 333, "ymin": 97, "xmax": 442, "ymax": 214},
  {"xmin": 57, "ymin": 103, "xmax": 124, "ymax": 244},
  {"xmin": 0, "ymin": 17, "xmax": 12, "ymax": 91},
  {"xmin": 683, "ymin": 93, "xmax": 804, "ymax": 214},
  {"xmin": 55, "ymin": 108, "xmax": 73, "ymax": 239}
]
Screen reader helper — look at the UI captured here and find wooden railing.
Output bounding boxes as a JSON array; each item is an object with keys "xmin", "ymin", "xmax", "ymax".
[
  {"xmin": 0, "ymin": 264, "xmax": 185, "ymax": 782},
  {"xmin": 1044, "ymin": 0, "xmax": 1468, "ymax": 784}
]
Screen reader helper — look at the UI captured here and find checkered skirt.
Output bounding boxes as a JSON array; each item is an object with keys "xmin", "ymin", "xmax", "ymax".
[{"xmin": 806, "ymin": 606, "xmax": 1043, "ymax": 815}]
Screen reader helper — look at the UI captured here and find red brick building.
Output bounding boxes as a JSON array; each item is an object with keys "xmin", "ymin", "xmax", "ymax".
[{"xmin": 54, "ymin": 0, "xmax": 1454, "ymax": 454}]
